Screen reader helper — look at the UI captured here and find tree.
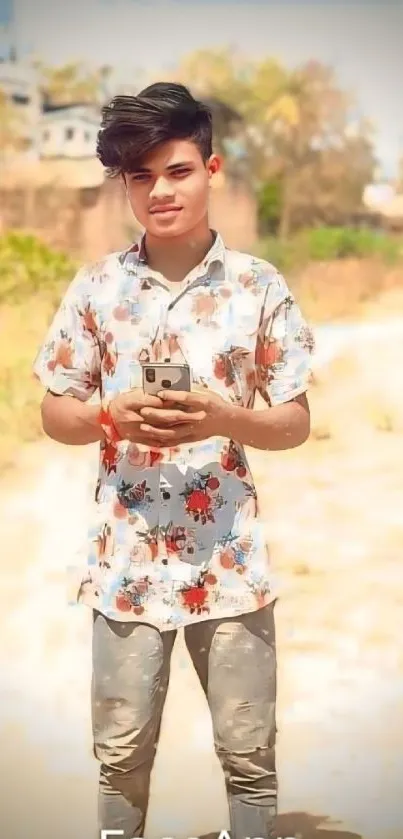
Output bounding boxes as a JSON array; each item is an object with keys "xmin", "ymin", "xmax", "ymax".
[
  {"xmin": 34, "ymin": 61, "xmax": 113, "ymax": 107},
  {"xmin": 262, "ymin": 61, "xmax": 375, "ymax": 236},
  {"xmin": 173, "ymin": 50, "xmax": 376, "ymax": 237}
]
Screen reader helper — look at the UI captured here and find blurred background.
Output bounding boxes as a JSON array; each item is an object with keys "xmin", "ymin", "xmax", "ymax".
[{"xmin": 1, "ymin": 2, "xmax": 403, "ymax": 839}]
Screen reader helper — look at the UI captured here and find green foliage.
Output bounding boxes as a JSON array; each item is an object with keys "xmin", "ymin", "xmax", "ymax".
[
  {"xmin": 258, "ymin": 227, "xmax": 403, "ymax": 272},
  {"xmin": 0, "ymin": 232, "xmax": 76, "ymax": 305},
  {"xmin": 257, "ymin": 180, "xmax": 282, "ymax": 234},
  {"xmin": 300, "ymin": 227, "xmax": 401, "ymax": 263},
  {"xmin": 0, "ymin": 233, "xmax": 77, "ymax": 471}
]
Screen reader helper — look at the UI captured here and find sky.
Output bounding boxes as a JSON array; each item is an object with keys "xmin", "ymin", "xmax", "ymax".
[{"xmin": 2, "ymin": 0, "xmax": 403, "ymax": 178}]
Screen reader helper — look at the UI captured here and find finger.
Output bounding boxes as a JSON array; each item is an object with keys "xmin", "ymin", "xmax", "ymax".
[
  {"xmin": 127, "ymin": 391, "xmax": 163, "ymax": 408},
  {"xmin": 158, "ymin": 390, "xmax": 205, "ymax": 408},
  {"xmin": 146, "ymin": 423, "xmax": 197, "ymax": 444},
  {"xmin": 139, "ymin": 424, "xmax": 180, "ymax": 441},
  {"xmin": 140, "ymin": 407, "xmax": 206, "ymax": 425}
]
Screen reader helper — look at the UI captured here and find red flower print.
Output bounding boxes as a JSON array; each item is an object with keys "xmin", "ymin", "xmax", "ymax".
[
  {"xmin": 185, "ymin": 489, "xmax": 215, "ymax": 525},
  {"xmin": 213, "ymin": 353, "xmax": 235, "ymax": 387},
  {"xmin": 79, "ymin": 302, "xmax": 98, "ymax": 335},
  {"xmin": 138, "ymin": 526, "xmax": 159, "ymax": 560},
  {"xmin": 115, "ymin": 594, "xmax": 132, "ymax": 612},
  {"xmin": 181, "ymin": 474, "xmax": 223, "ymax": 524},
  {"xmin": 220, "ymin": 441, "xmax": 238, "ymax": 472},
  {"xmin": 236, "ymin": 465, "xmax": 247, "ymax": 478},
  {"xmin": 103, "ymin": 347, "xmax": 118, "ymax": 376},
  {"xmin": 115, "ymin": 576, "xmax": 150, "ymax": 615},
  {"xmin": 238, "ymin": 271, "xmax": 255, "ymax": 288},
  {"xmin": 238, "ymin": 270, "xmax": 260, "ymax": 294},
  {"xmin": 220, "ymin": 441, "xmax": 249, "ymax": 479},
  {"xmin": 150, "ymin": 449, "xmax": 164, "ymax": 466},
  {"xmin": 186, "ymin": 489, "xmax": 211, "ymax": 515},
  {"xmin": 113, "ymin": 303, "xmax": 130, "ymax": 321},
  {"xmin": 165, "ymin": 525, "xmax": 187, "ymax": 554},
  {"xmin": 117, "ymin": 479, "xmax": 152, "ymax": 511},
  {"xmin": 101, "ymin": 439, "xmax": 119, "ymax": 475},
  {"xmin": 220, "ymin": 547, "xmax": 236, "ymax": 569},
  {"xmin": 192, "ymin": 292, "xmax": 217, "ymax": 322},
  {"xmin": 113, "ymin": 500, "xmax": 128, "ymax": 519},
  {"xmin": 47, "ymin": 332, "xmax": 73, "ymax": 371},
  {"xmin": 217, "ymin": 533, "xmax": 252, "ymax": 574},
  {"xmin": 256, "ymin": 337, "xmax": 283, "ymax": 367},
  {"xmin": 181, "ymin": 578, "xmax": 210, "ymax": 615},
  {"xmin": 182, "ymin": 586, "xmax": 208, "ymax": 610}
]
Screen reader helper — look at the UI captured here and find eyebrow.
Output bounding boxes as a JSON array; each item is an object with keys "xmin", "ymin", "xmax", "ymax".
[{"xmin": 131, "ymin": 161, "xmax": 194, "ymax": 174}]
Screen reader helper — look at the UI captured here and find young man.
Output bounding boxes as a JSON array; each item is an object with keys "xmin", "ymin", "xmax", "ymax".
[{"xmin": 33, "ymin": 83, "xmax": 315, "ymax": 839}]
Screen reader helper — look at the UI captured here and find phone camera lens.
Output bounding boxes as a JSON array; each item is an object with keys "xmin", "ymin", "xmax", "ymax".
[
  {"xmin": 145, "ymin": 368, "xmax": 156, "ymax": 383},
  {"xmin": 161, "ymin": 379, "xmax": 171, "ymax": 389}
]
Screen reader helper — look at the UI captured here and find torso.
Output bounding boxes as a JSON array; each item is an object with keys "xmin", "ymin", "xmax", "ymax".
[{"xmin": 40, "ymin": 234, "xmax": 299, "ymax": 629}]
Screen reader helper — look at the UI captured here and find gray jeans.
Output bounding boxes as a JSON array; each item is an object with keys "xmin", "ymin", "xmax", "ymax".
[{"xmin": 91, "ymin": 603, "xmax": 277, "ymax": 839}]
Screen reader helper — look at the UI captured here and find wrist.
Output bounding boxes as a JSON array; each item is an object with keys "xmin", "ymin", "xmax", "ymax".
[
  {"xmin": 218, "ymin": 402, "xmax": 244, "ymax": 440},
  {"xmin": 221, "ymin": 403, "xmax": 254, "ymax": 445}
]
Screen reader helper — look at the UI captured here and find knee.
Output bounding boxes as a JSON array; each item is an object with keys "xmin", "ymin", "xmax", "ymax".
[
  {"xmin": 94, "ymin": 735, "xmax": 157, "ymax": 776},
  {"xmin": 215, "ymin": 746, "xmax": 277, "ymax": 796}
]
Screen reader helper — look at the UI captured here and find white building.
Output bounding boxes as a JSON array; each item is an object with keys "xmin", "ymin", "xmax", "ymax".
[{"xmin": 39, "ymin": 104, "xmax": 100, "ymax": 159}]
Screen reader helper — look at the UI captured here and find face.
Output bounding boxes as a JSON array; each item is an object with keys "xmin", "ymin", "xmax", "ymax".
[{"xmin": 123, "ymin": 139, "xmax": 220, "ymax": 239}]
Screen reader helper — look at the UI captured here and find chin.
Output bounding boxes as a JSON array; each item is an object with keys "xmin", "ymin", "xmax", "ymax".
[{"xmin": 147, "ymin": 218, "xmax": 194, "ymax": 239}]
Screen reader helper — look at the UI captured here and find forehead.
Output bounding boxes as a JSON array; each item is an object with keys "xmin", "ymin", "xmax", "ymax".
[{"xmin": 136, "ymin": 139, "xmax": 204, "ymax": 171}]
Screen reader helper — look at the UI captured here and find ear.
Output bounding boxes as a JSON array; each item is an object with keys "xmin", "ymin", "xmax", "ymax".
[{"xmin": 207, "ymin": 154, "xmax": 222, "ymax": 180}]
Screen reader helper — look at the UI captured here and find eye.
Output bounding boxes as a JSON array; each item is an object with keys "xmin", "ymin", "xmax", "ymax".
[
  {"xmin": 173, "ymin": 168, "xmax": 192, "ymax": 178},
  {"xmin": 131, "ymin": 173, "xmax": 150, "ymax": 182}
]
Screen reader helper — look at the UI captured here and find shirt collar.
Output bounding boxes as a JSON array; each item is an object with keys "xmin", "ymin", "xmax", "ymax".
[{"xmin": 121, "ymin": 229, "xmax": 226, "ymax": 280}]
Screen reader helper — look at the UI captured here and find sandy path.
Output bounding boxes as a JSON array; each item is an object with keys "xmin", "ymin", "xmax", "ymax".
[{"xmin": 1, "ymin": 325, "xmax": 403, "ymax": 839}]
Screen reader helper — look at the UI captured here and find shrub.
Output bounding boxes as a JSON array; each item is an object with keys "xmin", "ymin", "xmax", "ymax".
[
  {"xmin": 258, "ymin": 226, "xmax": 402, "ymax": 272},
  {"xmin": 0, "ymin": 232, "xmax": 76, "ymax": 305}
]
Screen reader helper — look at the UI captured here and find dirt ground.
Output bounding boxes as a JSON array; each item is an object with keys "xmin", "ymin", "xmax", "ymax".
[{"xmin": 0, "ymin": 315, "xmax": 403, "ymax": 839}]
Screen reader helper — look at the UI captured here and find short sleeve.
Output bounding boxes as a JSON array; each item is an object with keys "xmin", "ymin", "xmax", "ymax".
[
  {"xmin": 256, "ymin": 279, "xmax": 315, "ymax": 406},
  {"xmin": 32, "ymin": 268, "xmax": 101, "ymax": 401}
]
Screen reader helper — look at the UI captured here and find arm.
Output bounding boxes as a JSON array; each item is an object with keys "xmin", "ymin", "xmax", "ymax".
[
  {"xmin": 223, "ymin": 392, "xmax": 310, "ymax": 451},
  {"xmin": 41, "ymin": 393, "xmax": 104, "ymax": 446},
  {"xmin": 33, "ymin": 267, "xmax": 103, "ymax": 445},
  {"xmin": 41, "ymin": 390, "xmax": 172, "ymax": 448},
  {"xmin": 228, "ymin": 289, "xmax": 314, "ymax": 449}
]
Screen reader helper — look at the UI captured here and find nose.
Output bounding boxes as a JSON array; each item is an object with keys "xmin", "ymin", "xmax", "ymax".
[{"xmin": 149, "ymin": 176, "xmax": 175, "ymax": 201}]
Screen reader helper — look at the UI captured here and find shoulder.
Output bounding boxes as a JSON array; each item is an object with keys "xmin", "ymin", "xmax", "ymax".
[
  {"xmin": 224, "ymin": 247, "xmax": 291, "ymax": 306},
  {"xmin": 61, "ymin": 249, "xmax": 127, "ymax": 304}
]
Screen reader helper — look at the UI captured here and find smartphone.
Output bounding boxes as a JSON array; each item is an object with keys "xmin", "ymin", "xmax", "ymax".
[{"xmin": 142, "ymin": 362, "xmax": 192, "ymax": 397}]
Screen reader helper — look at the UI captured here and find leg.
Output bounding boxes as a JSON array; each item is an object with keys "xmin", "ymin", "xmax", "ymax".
[
  {"xmin": 185, "ymin": 604, "xmax": 277, "ymax": 839},
  {"xmin": 92, "ymin": 610, "xmax": 176, "ymax": 838}
]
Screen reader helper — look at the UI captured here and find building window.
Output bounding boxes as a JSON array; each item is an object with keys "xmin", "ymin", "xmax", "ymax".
[
  {"xmin": 65, "ymin": 127, "xmax": 75, "ymax": 141},
  {"xmin": 12, "ymin": 93, "xmax": 30, "ymax": 105},
  {"xmin": 84, "ymin": 131, "xmax": 90, "ymax": 142}
]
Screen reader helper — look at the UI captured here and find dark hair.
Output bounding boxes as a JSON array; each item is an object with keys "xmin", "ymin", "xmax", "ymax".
[{"xmin": 96, "ymin": 82, "xmax": 213, "ymax": 177}]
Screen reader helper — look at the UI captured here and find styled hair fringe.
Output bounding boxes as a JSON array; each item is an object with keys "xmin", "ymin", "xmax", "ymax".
[{"xmin": 96, "ymin": 82, "xmax": 213, "ymax": 177}]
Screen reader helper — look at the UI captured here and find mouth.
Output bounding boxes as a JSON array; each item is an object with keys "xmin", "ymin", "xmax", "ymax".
[{"xmin": 149, "ymin": 206, "xmax": 183, "ymax": 215}]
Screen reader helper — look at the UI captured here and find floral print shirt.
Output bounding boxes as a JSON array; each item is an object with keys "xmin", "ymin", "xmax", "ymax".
[{"xmin": 33, "ymin": 232, "xmax": 315, "ymax": 630}]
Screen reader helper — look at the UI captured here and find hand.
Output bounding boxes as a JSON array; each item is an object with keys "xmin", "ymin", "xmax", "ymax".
[
  {"xmin": 109, "ymin": 389, "xmax": 168, "ymax": 447},
  {"xmin": 138, "ymin": 389, "xmax": 233, "ymax": 446}
]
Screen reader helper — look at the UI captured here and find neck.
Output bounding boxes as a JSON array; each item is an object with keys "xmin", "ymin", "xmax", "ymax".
[{"xmin": 144, "ymin": 218, "xmax": 214, "ymax": 283}]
